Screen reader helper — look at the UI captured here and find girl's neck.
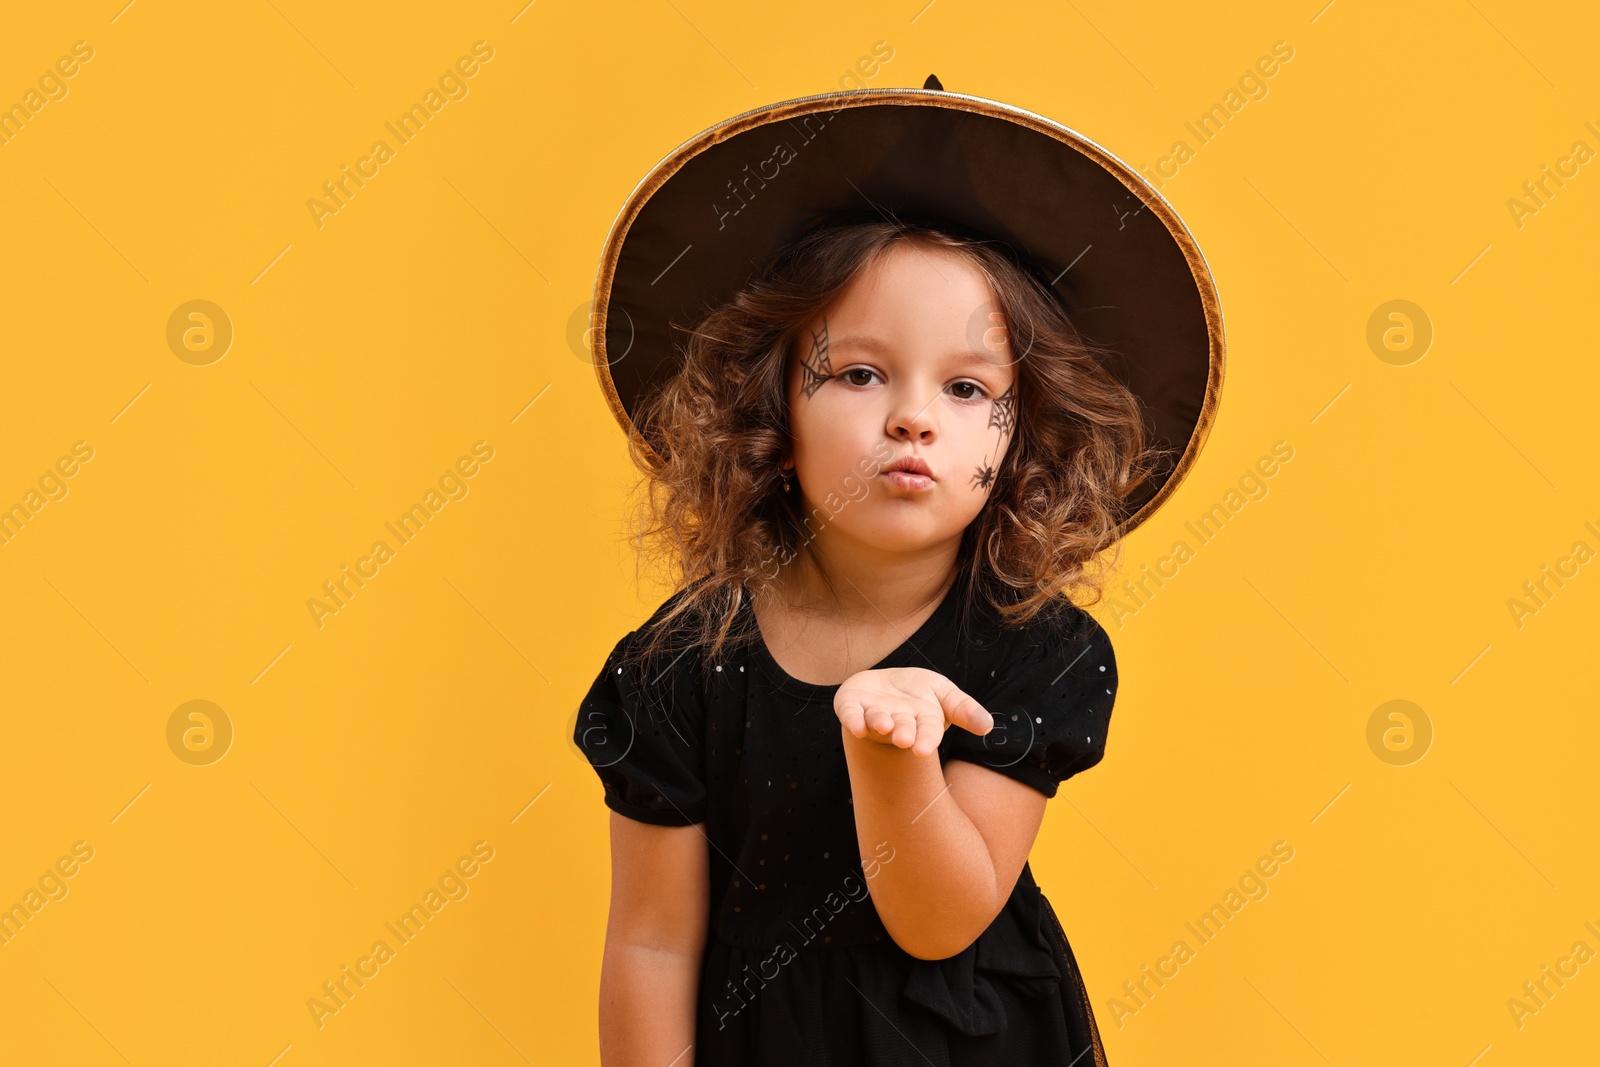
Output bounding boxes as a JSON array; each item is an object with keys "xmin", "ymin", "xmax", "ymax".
[{"xmin": 767, "ymin": 536, "xmax": 961, "ymax": 628}]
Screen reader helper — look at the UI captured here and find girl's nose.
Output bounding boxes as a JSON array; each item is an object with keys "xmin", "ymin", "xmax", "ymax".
[{"xmin": 888, "ymin": 385, "xmax": 939, "ymax": 441}]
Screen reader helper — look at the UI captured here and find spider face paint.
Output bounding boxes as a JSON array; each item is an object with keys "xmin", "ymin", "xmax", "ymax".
[
  {"xmin": 987, "ymin": 383, "xmax": 1017, "ymax": 437},
  {"xmin": 970, "ymin": 381, "xmax": 1015, "ymax": 494},
  {"xmin": 781, "ymin": 243, "xmax": 1017, "ymax": 557},
  {"xmin": 798, "ymin": 318, "xmax": 832, "ymax": 399}
]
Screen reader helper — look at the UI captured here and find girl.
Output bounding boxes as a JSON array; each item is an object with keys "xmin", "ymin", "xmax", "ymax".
[{"xmin": 575, "ymin": 80, "xmax": 1222, "ymax": 1067}]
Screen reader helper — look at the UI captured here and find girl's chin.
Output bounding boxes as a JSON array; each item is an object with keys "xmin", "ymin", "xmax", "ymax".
[{"xmin": 823, "ymin": 515, "xmax": 973, "ymax": 556}]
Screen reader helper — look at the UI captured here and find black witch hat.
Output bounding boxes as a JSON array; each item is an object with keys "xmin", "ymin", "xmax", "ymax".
[{"xmin": 590, "ymin": 74, "xmax": 1225, "ymax": 536}]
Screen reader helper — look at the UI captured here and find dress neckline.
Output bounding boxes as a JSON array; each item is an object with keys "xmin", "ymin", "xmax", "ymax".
[{"xmin": 742, "ymin": 577, "xmax": 964, "ymax": 697}]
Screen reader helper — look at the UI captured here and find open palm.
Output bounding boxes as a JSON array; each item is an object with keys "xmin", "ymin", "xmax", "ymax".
[{"xmin": 834, "ymin": 666, "xmax": 995, "ymax": 757}]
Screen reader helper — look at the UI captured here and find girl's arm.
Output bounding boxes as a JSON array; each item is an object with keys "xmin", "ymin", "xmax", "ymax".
[
  {"xmin": 600, "ymin": 811, "xmax": 709, "ymax": 1066},
  {"xmin": 841, "ymin": 731, "xmax": 1047, "ymax": 960}
]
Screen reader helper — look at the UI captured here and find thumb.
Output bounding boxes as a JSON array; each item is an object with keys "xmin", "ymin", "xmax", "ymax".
[{"xmin": 937, "ymin": 681, "xmax": 993, "ymax": 736}]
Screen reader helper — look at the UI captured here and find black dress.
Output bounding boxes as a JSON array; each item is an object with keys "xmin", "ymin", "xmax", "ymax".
[{"xmin": 573, "ymin": 573, "xmax": 1118, "ymax": 1067}]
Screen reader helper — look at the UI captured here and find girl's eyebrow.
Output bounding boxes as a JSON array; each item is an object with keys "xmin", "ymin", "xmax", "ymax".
[
  {"xmin": 831, "ymin": 334, "xmax": 1009, "ymax": 369},
  {"xmin": 830, "ymin": 334, "xmax": 890, "ymax": 354}
]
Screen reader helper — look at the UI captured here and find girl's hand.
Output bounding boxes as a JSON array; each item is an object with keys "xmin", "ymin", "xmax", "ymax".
[{"xmin": 835, "ymin": 667, "xmax": 994, "ymax": 757}]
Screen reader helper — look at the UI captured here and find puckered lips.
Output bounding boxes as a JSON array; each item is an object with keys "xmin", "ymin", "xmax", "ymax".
[{"xmin": 882, "ymin": 453, "xmax": 935, "ymax": 491}]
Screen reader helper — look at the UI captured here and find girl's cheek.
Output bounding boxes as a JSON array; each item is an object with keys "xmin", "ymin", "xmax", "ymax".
[{"xmin": 953, "ymin": 404, "xmax": 995, "ymax": 434}]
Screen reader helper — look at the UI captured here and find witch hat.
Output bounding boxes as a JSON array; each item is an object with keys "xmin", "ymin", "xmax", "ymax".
[{"xmin": 591, "ymin": 74, "xmax": 1224, "ymax": 535}]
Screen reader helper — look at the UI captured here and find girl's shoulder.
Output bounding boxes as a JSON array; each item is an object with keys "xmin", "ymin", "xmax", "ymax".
[
  {"xmin": 942, "ymin": 586, "xmax": 1119, "ymax": 796},
  {"xmin": 577, "ymin": 585, "xmax": 720, "ymax": 827},
  {"xmin": 956, "ymin": 582, "xmax": 1109, "ymax": 659},
  {"xmin": 616, "ymin": 577, "xmax": 757, "ymax": 684}
]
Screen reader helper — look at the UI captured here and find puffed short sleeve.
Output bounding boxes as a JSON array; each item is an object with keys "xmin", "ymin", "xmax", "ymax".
[
  {"xmin": 572, "ymin": 627, "xmax": 708, "ymax": 827},
  {"xmin": 941, "ymin": 608, "xmax": 1117, "ymax": 798}
]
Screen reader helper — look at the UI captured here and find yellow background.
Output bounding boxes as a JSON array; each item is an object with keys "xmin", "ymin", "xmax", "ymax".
[{"xmin": 2, "ymin": 0, "xmax": 1596, "ymax": 1063}]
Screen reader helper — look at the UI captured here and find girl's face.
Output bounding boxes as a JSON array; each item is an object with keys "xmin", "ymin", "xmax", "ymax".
[{"xmin": 784, "ymin": 242, "xmax": 1018, "ymax": 557}]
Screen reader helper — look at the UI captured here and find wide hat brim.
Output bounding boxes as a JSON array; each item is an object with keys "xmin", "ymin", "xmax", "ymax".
[{"xmin": 590, "ymin": 79, "xmax": 1225, "ymax": 538}]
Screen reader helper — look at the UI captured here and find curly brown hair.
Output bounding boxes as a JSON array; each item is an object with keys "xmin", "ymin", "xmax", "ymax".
[{"xmin": 618, "ymin": 215, "xmax": 1169, "ymax": 674}]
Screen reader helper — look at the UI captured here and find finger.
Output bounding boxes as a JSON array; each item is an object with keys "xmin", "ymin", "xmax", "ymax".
[
  {"xmin": 837, "ymin": 700, "xmax": 868, "ymax": 739},
  {"xmin": 913, "ymin": 704, "xmax": 945, "ymax": 757},
  {"xmin": 892, "ymin": 708, "xmax": 919, "ymax": 749},
  {"xmin": 883, "ymin": 710, "xmax": 921, "ymax": 751},
  {"xmin": 868, "ymin": 704, "xmax": 915, "ymax": 747},
  {"xmin": 939, "ymin": 684, "xmax": 993, "ymax": 736},
  {"xmin": 861, "ymin": 703, "xmax": 898, "ymax": 741}
]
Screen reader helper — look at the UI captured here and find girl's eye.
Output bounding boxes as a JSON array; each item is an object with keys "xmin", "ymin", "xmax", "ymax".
[{"xmin": 835, "ymin": 369, "xmax": 988, "ymax": 400}]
